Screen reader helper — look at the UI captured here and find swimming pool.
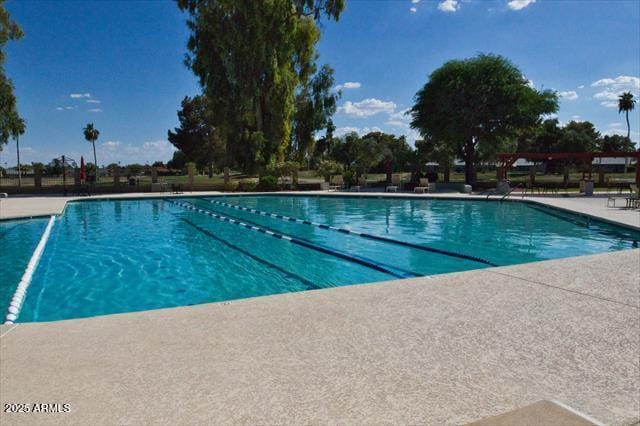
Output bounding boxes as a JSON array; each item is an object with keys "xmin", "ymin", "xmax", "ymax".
[{"xmin": 2, "ymin": 195, "xmax": 638, "ymax": 322}]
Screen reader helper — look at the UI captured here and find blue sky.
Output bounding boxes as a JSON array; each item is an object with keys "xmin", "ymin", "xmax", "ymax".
[{"xmin": 2, "ymin": 0, "xmax": 639, "ymax": 167}]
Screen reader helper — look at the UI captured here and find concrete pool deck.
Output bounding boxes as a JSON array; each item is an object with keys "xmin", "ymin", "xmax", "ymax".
[
  {"xmin": 0, "ymin": 192, "xmax": 639, "ymax": 425},
  {"xmin": 1, "ymin": 250, "xmax": 638, "ymax": 425}
]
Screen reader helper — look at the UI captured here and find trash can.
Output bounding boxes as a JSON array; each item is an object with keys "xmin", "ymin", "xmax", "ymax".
[{"xmin": 581, "ymin": 179, "xmax": 594, "ymax": 196}]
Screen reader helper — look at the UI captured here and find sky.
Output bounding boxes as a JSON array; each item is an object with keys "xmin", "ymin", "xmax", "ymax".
[{"xmin": 2, "ymin": 0, "xmax": 639, "ymax": 167}]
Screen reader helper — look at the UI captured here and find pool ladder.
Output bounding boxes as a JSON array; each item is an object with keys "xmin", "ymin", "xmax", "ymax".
[{"xmin": 499, "ymin": 183, "xmax": 525, "ymax": 202}]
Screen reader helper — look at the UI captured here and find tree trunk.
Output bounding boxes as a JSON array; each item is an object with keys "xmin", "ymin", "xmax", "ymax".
[
  {"xmin": 463, "ymin": 138, "xmax": 476, "ymax": 186},
  {"xmin": 92, "ymin": 140, "xmax": 98, "ymax": 183},
  {"xmin": 16, "ymin": 135, "xmax": 21, "ymax": 188},
  {"xmin": 626, "ymin": 111, "xmax": 631, "ymax": 139}
]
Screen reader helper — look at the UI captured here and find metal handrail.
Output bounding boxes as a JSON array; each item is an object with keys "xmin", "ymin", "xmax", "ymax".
[{"xmin": 500, "ymin": 183, "xmax": 524, "ymax": 202}]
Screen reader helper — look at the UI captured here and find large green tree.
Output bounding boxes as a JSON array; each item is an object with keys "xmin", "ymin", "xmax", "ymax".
[
  {"xmin": 618, "ymin": 91, "xmax": 636, "ymax": 140},
  {"xmin": 0, "ymin": 1, "xmax": 23, "ymax": 150},
  {"xmin": 168, "ymin": 95, "xmax": 224, "ymax": 177},
  {"xmin": 291, "ymin": 64, "xmax": 340, "ymax": 163},
  {"xmin": 177, "ymin": 0, "xmax": 344, "ymax": 173},
  {"xmin": 410, "ymin": 54, "xmax": 558, "ymax": 185}
]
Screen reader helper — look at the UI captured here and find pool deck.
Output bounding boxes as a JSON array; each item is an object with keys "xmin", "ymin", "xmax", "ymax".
[{"xmin": 1, "ymin": 192, "xmax": 639, "ymax": 425}]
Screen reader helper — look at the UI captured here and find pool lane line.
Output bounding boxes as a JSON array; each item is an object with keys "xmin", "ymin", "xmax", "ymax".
[
  {"xmin": 4, "ymin": 215, "xmax": 56, "ymax": 324},
  {"xmin": 166, "ymin": 199, "xmax": 414, "ymax": 279},
  {"xmin": 188, "ymin": 200, "xmax": 422, "ymax": 279},
  {"xmin": 201, "ymin": 198, "xmax": 497, "ymax": 267},
  {"xmin": 177, "ymin": 217, "xmax": 321, "ymax": 291}
]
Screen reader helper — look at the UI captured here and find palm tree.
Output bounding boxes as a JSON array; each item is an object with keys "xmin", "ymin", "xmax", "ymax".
[
  {"xmin": 83, "ymin": 123, "xmax": 100, "ymax": 182},
  {"xmin": 10, "ymin": 115, "xmax": 25, "ymax": 188},
  {"xmin": 618, "ymin": 92, "xmax": 636, "ymax": 140}
]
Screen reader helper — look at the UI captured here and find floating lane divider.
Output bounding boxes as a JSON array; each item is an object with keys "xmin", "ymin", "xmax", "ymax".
[
  {"xmin": 165, "ymin": 199, "xmax": 415, "ymax": 279},
  {"xmin": 189, "ymin": 201, "xmax": 422, "ymax": 279},
  {"xmin": 202, "ymin": 198, "xmax": 497, "ymax": 267},
  {"xmin": 178, "ymin": 217, "xmax": 321, "ymax": 291},
  {"xmin": 4, "ymin": 215, "xmax": 56, "ymax": 324}
]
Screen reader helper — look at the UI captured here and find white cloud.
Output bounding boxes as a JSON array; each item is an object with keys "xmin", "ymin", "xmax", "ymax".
[
  {"xmin": 577, "ymin": 85, "xmax": 585, "ymax": 89},
  {"xmin": 593, "ymin": 90, "xmax": 619, "ymax": 101},
  {"xmin": 570, "ymin": 115, "xmax": 583, "ymax": 122},
  {"xmin": 507, "ymin": 0, "xmax": 536, "ymax": 11},
  {"xmin": 591, "ymin": 75, "xmax": 640, "ymax": 89},
  {"xmin": 70, "ymin": 93, "xmax": 91, "ymax": 99},
  {"xmin": 600, "ymin": 101, "xmax": 618, "ymax": 108},
  {"xmin": 88, "ymin": 108, "xmax": 103, "ymax": 113},
  {"xmin": 410, "ymin": 7, "xmax": 417, "ymax": 13},
  {"xmin": 102, "ymin": 141, "xmax": 121, "ymax": 149},
  {"xmin": 438, "ymin": 0, "xmax": 459, "ymax": 13},
  {"xmin": 609, "ymin": 122, "xmax": 623, "ymax": 127},
  {"xmin": 386, "ymin": 108, "xmax": 412, "ymax": 127},
  {"xmin": 334, "ymin": 127, "xmax": 360, "ymax": 137},
  {"xmin": 338, "ymin": 98, "xmax": 397, "ymax": 118},
  {"xmin": 87, "ymin": 99, "xmax": 101, "ymax": 104},
  {"xmin": 558, "ymin": 91, "xmax": 578, "ymax": 101},
  {"xmin": 411, "ymin": 0, "xmax": 420, "ymax": 3},
  {"xmin": 362, "ymin": 126, "xmax": 384, "ymax": 134},
  {"xmin": 334, "ymin": 126, "xmax": 385, "ymax": 137},
  {"xmin": 65, "ymin": 106, "xmax": 76, "ymax": 110},
  {"xmin": 55, "ymin": 107, "xmax": 64, "ymax": 111},
  {"xmin": 335, "ymin": 81, "xmax": 361, "ymax": 91},
  {"xmin": 590, "ymin": 76, "xmax": 639, "ymax": 108}
]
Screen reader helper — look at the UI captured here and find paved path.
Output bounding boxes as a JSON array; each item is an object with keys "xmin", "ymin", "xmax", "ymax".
[{"xmin": 1, "ymin": 250, "xmax": 638, "ymax": 425}]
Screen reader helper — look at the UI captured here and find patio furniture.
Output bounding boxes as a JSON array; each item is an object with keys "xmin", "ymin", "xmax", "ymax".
[
  {"xmin": 414, "ymin": 178, "xmax": 429, "ymax": 194},
  {"xmin": 386, "ymin": 174, "xmax": 402, "ymax": 192},
  {"xmin": 329, "ymin": 175, "xmax": 344, "ymax": 191},
  {"xmin": 171, "ymin": 183, "xmax": 183, "ymax": 194}
]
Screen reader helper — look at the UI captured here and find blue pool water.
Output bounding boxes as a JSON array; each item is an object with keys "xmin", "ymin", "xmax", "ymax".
[{"xmin": 2, "ymin": 196, "xmax": 638, "ymax": 322}]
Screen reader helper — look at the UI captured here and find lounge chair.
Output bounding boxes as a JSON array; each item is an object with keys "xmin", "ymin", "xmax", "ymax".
[
  {"xmin": 329, "ymin": 175, "xmax": 344, "ymax": 191},
  {"xmin": 608, "ymin": 184, "xmax": 638, "ymax": 208},
  {"xmin": 414, "ymin": 178, "xmax": 429, "ymax": 194},
  {"xmin": 349, "ymin": 176, "xmax": 367, "ymax": 192},
  {"xmin": 386, "ymin": 174, "xmax": 402, "ymax": 192}
]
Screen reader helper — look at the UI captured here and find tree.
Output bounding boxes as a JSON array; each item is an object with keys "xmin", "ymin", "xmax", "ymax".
[
  {"xmin": 415, "ymin": 137, "xmax": 456, "ymax": 182},
  {"xmin": 410, "ymin": 54, "xmax": 558, "ymax": 185},
  {"xmin": 168, "ymin": 95, "xmax": 224, "ymax": 177},
  {"xmin": 167, "ymin": 150, "xmax": 187, "ymax": 170},
  {"xmin": 558, "ymin": 120, "xmax": 600, "ymax": 153},
  {"xmin": 83, "ymin": 123, "xmax": 100, "ymax": 182},
  {"xmin": 599, "ymin": 134, "xmax": 635, "ymax": 152},
  {"xmin": 618, "ymin": 92, "xmax": 636, "ymax": 140},
  {"xmin": 292, "ymin": 64, "xmax": 340, "ymax": 163},
  {"xmin": 9, "ymin": 114, "xmax": 24, "ymax": 187},
  {"xmin": 177, "ymin": 0, "xmax": 344, "ymax": 173},
  {"xmin": 0, "ymin": 1, "xmax": 23, "ymax": 150}
]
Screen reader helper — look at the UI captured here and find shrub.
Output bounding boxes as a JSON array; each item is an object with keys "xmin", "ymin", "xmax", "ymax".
[
  {"xmin": 316, "ymin": 160, "xmax": 344, "ymax": 182},
  {"xmin": 257, "ymin": 175, "xmax": 278, "ymax": 191},
  {"xmin": 343, "ymin": 169, "xmax": 354, "ymax": 187},
  {"xmin": 223, "ymin": 181, "xmax": 238, "ymax": 192},
  {"xmin": 238, "ymin": 180, "xmax": 257, "ymax": 192}
]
